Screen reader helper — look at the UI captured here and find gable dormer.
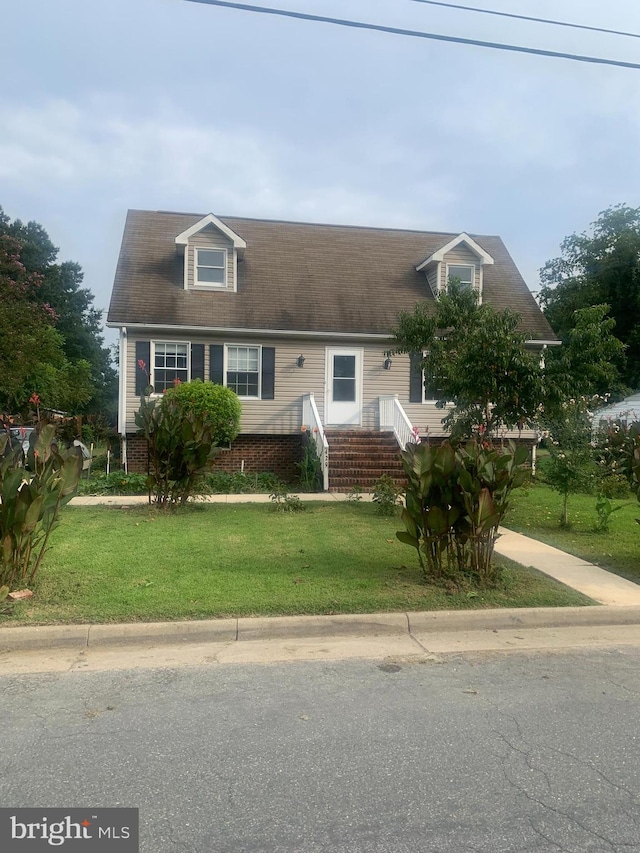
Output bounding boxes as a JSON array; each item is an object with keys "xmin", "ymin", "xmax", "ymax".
[
  {"xmin": 175, "ymin": 213, "xmax": 247, "ymax": 293},
  {"xmin": 416, "ymin": 233, "xmax": 494, "ymax": 300}
]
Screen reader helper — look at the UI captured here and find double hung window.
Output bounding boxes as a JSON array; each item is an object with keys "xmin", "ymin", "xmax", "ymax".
[
  {"xmin": 422, "ymin": 350, "xmax": 445, "ymax": 402},
  {"xmin": 446, "ymin": 264, "xmax": 474, "ymax": 291},
  {"xmin": 196, "ymin": 248, "xmax": 226, "ymax": 285},
  {"xmin": 153, "ymin": 342, "xmax": 189, "ymax": 392},
  {"xmin": 226, "ymin": 345, "xmax": 260, "ymax": 398}
]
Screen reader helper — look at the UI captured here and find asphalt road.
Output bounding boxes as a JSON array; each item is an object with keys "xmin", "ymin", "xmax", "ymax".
[{"xmin": 3, "ymin": 647, "xmax": 640, "ymax": 852}]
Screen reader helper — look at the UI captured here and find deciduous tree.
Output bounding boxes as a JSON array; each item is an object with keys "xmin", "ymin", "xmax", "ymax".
[
  {"xmin": 540, "ymin": 204, "xmax": 640, "ymax": 389},
  {"xmin": 391, "ymin": 286, "xmax": 543, "ymax": 440},
  {"xmin": 0, "ymin": 206, "xmax": 117, "ymax": 417}
]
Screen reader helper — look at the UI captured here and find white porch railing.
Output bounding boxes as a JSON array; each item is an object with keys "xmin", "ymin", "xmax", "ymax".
[
  {"xmin": 302, "ymin": 393, "xmax": 329, "ymax": 491},
  {"xmin": 379, "ymin": 395, "xmax": 417, "ymax": 450}
]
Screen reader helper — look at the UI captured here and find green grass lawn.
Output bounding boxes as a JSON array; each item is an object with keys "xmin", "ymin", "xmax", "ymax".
[
  {"xmin": 1, "ymin": 503, "xmax": 591, "ymax": 626},
  {"xmin": 505, "ymin": 482, "xmax": 640, "ymax": 581}
]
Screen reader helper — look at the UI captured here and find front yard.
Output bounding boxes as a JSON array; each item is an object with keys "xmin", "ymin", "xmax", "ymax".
[
  {"xmin": 1, "ymin": 502, "xmax": 591, "ymax": 625},
  {"xmin": 505, "ymin": 482, "xmax": 640, "ymax": 581}
]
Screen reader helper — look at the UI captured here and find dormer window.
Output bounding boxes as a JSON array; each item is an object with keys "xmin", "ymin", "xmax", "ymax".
[
  {"xmin": 446, "ymin": 264, "xmax": 474, "ymax": 291},
  {"xmin": 416, "ymin": 233, "xmax": 493, "ymax": 300},
  {"xmin": 176, "ymin": 213, "xmax": 246, "ymax": 293},
  {"xmin": 196, "ymin": 248, "xmax": 226, "ymax": 286}
]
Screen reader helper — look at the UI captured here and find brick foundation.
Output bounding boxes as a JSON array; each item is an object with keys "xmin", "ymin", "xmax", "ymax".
[{"xmin": 124, "ymin": 433, "xmax": 303, "ymax": 483}]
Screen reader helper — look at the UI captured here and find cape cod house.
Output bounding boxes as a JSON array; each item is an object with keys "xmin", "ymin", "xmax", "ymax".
[{"xmin": 107, "ymin": 210, "xmax": 557, "ymax": 489}]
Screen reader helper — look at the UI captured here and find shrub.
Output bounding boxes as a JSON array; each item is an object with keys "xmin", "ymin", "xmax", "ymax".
[
  {"xmin": 372, "ymin": 474, "xmax": 402, "ymax": 515},
  {"xmin": 0, "ymin": 424, "xmax": 81, "ymax": 594},
  {"xmin": 200, "ymin": 470, "xmax": 284, "ymax": 494},
  {"xmin": 594, "ymin": 419, "xmax": 640, "ymax": 523},
  {"xmin": 296, "ymin": 432, "xmax": 322, "ymax": 491},
  {"xmin": 597, "ymin": 472, "xmax": 631, "ymax": 499},
  {"xmin": 595, "ymin": 420, "xmax": 640, "ymax": 488},
  {"xmin": 397, "ymin": 439, "xmax": 528, "ymax": 587},
  {"xmin": 347, "ymin": 485, "xmax": 363, "ymax": 503},
  {"xmin": 78, "ymin": 471, "xmax": 148, "ymax": 496},
  {"xmin": 164, "ymin": 380, "xmax": 242, "ymax": 446},
  {"xmin": 269, "ymin": 486, "xmax": 306, "ymax": 513},
  {"xmin": 135, "ymin": 380, "xmax": 242, "ymax": 507}
]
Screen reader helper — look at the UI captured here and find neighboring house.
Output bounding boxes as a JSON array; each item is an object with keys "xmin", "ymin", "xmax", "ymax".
[
  {"xmin": 592, "ymin": 393, "xmax": 640, "ymax": 435},
  {"xmin": 107, "ymin": 210, "xmax": 558, "ymax": 489}
]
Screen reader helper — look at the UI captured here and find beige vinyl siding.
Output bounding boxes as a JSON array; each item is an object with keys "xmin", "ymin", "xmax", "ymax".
[
  {"xmin": 425, "ymin": 264, "xmax": 439, "ymax": 296},
  {"xmin": 186, "ymin": 225, "xmax": 235, "ymax": 291},
  {"xmin": 126, "ymin": 334, "xmax": 328, "ymax": 434},
  {"xmin": 125, "ymin": 334, "xmax": 534, "ymax": 439},
  {"xmin": 126, "ymin": 336, "xmax": 414, "ymax": 434},
  {"xmin": 440, "ymin": 245, "xmax": 481, "ymax": 292}
]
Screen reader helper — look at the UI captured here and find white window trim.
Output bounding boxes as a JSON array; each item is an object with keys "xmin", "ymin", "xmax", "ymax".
[
  {"xmin": 150, "ymin": 340, "xmax": 191, "ymax": 396},
  {"xmin": 194, "ymin": 246, "xmax": 228, "ymax": 289},
  {"xmin": 420, "ymin": 350, "xmax": 444, "ymax": 404},
  {"xmin": 224, "ymin": 343, "xmax": 262, "ymax": 400},
  {"xmin": 445, "ymin": 262, "xmax": 475, "ymax": 290}
]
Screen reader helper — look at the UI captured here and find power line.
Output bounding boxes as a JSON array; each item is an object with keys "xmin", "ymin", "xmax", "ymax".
[
  {"xmin": 185, "ymin": 0, "xmax": 640, "ymax": 70},
  {"xmin": 407, "ymin": 0, "xmax": 640, "ymax": 41}
]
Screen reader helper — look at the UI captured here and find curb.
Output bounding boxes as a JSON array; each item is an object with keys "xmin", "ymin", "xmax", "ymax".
[{"xmin": 5, "ymin": 605, "xmax": 640, "ymax": 653}]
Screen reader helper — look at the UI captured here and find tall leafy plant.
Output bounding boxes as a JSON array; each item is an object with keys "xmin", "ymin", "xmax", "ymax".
[
  {"xmin": 397, "ymin": 439, "xmax": 528, "ymax": 586},
  {"xmin": 0, "ymin": 424, "xmax": 81, "ymax": 594}
]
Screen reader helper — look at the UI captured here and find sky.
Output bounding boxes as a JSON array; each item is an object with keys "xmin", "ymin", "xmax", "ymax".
[{"xmin": 3, "ymin": 0, "xmax": 640, "ymax": 348}]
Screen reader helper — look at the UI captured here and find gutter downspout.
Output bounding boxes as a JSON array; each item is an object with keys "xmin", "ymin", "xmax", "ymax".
[{"xmin": 119, "ymin": 326, "xmax": 128, "ymax": 472}]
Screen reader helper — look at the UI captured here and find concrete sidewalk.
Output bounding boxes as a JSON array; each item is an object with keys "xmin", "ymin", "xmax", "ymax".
[
  {"xmin": 0, "ymin": 492, "xmax": 637, "ymax": 655},
  {"xmin": 494, "ymin": 527, "xmax": 640, "ymax": 606}
]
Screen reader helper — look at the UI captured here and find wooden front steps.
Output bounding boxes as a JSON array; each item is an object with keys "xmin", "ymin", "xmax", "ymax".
[{"xmin": 325, "ymin": 429, "xmax": 406, "ymax": 492}]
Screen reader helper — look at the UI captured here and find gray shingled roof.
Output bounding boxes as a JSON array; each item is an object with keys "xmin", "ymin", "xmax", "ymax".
[{"xmin": 107, "ymin": 209, "xmax": 557, "ymax": 340}]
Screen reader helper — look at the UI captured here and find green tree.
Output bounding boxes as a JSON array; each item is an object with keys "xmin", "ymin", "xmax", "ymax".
[
  {"xmin": 542, "ymin": 397, "xmax": 600, "ymax": 528},
  {"xmin": 0, "ymin": 235, "xmax": 93, "ymax": 412},
  {"xmin": 391, "ymin": 286, "xmax": 544, "ymax": 440},
  {"xmin": 543, "ymin": 304, "xmax": 627, "ymax": 410},
  {"xmin": 540, "ymin": 204, "xmax": 640, "ymax": 388},
  {"xmin": 0, "ymin": 206, "xmax": 117, "ymax": 417}
]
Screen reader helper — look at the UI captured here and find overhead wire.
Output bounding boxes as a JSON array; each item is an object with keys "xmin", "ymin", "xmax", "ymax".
[
  {"xmin": 407, "ymin": 0, "xmax": 640, "ymax": 41},
  {"xmin": 184, "ymin": 0, "xmax": 640, "ymax": 70}
]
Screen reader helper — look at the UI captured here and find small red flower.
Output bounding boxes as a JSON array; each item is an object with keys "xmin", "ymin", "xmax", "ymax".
[
  {"xmin": 173, "ymin": 377, "xmax": 182, "ymax": 386},
  {"xmin": 29, "ymin": 393, "xmax": 40, "ymax": 406},
  {"xmin": 137, "ymin": 359, "xmax": 147, "ymax": 371}
]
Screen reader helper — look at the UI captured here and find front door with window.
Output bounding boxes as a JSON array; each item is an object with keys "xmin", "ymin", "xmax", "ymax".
[{"xmin": 326, "ymin": 348, "xmax": 362, "ymax": 425}]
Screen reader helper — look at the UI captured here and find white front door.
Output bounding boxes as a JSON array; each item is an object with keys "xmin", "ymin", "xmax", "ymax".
[{"xmin": 326, "ymin": 348, "xmax": 363, "ymax": 425}]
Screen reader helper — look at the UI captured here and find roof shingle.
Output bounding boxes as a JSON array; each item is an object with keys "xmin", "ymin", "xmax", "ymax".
[{"xmin": 107, "ymin": 209, "xmax": 557, "ymax": 340}]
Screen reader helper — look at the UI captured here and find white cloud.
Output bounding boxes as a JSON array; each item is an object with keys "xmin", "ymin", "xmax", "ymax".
[
  {"xmin": 0, "ymin": 98, "xmax": 449, "ymax": 222},
  {"xmin": 0, "ymin": 96, "xmax": 462, "ymax": 235}
]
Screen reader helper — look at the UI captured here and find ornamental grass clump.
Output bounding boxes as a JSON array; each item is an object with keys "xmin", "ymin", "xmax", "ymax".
[
  {"xmin": 135, "ymin": 379, "xmax": 241, "ymax": 507},
  {"xmin": 0, "ymin": 424, "xmax": 81, "ymax": 596},
  {"xmin": 397, "ymin": 439, "xmax": 528, "ymax": 587}
]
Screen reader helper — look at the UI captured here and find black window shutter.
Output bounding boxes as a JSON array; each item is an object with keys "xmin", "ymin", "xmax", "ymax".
[
  {"xmin": 209, "ymin": 345, "xmax": 224, "ymax": 385},
  {"xmin": 135, "ymin": 341, "xmax": 151, "ymax": 395},
  {"xmin": 191, "ymin": 344, "xmax": 204, "ymax": 381},
  {"xmin": 409, "ymin": 352, "xmax": 423, "ymax": 403},
  {"xmin": 261, "ymin": 347, "xmax": 275, "ymax": 400}
]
